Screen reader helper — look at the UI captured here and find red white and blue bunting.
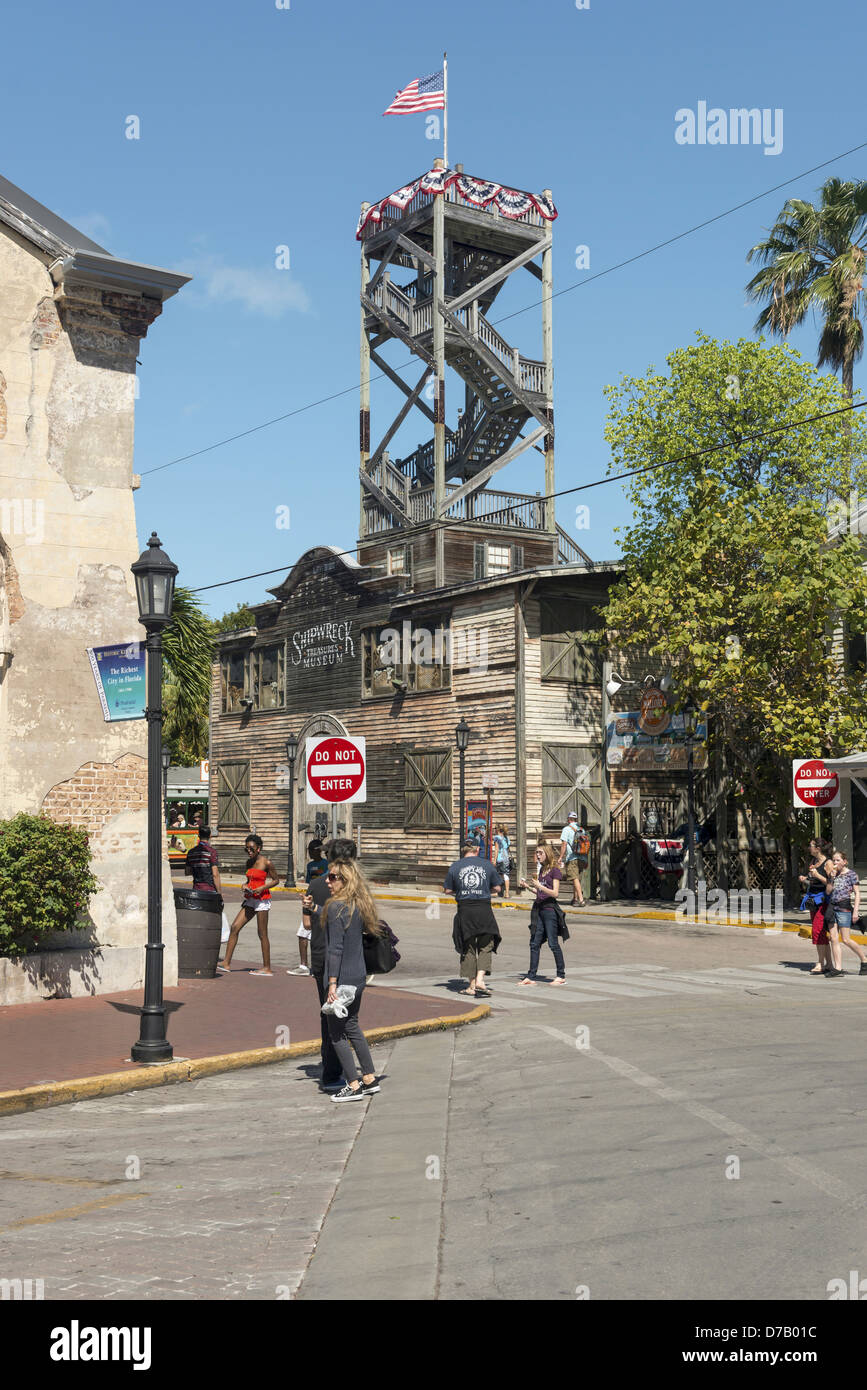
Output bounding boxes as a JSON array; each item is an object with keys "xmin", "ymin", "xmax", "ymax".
[{"xmin": 357, "ymin": 169, "xmax": 558, "ymax": 237}]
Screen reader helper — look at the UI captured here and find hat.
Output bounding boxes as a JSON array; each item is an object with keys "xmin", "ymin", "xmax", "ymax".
[{"xmin": 567, "ymin": 811, "xmax": 578, "ymax": 821}]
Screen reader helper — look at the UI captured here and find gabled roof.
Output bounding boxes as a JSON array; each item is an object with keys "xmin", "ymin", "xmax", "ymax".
[
  {"xmin": 265, "ymin": 546, "xmax": 369, "ymax": 603},
  {"xmin": 0, "ymin": 172, "xmax": 190, "ymax": 301}
]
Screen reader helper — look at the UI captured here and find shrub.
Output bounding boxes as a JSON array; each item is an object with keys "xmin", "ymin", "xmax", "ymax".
[{"xmin": 0, "ymin": 813, "xmax": 100, "ymax": 957}]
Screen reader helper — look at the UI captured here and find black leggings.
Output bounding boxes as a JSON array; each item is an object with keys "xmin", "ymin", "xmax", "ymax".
[{"xmin": 326, "ymin": 987, "xmax": 375, "ymax": 1082}]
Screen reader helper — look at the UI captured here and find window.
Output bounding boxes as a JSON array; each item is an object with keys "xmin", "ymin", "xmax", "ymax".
[
  {"xmin": 404, "ymin": 749, "xmax": 453, "ymax": 829},
  {"xmin": 216, "ymin": 762, "xmax": 250, "ymax": 827},
  {"xmin": 250, "ymin": 644, "xmax": 285, "ymax": 710},
  {"xmin": 542, "ymin": 744, "xmax": 601, "ymax": 828},
  {"xmin": 362, "ymin": 618, "xmax": 451, "ymax": 698},
  {"xmin": 474, "ymin": 543, "xmax": 524, "ymax": 580},
  {"xmin": 220, "ymin": 644, "xmax": 285, "ymax": 712},
  {"xmin": 540, "ymin": 598, "xmax": 599, "ymax": 683},
  {"xmin": 221, "ymin": 652, "xmax": 248, "ymax": 713}
]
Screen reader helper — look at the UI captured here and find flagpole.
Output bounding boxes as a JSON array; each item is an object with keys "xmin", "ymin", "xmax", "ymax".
[{"xmin": 443, "ymin": 52, "xmax": 448, "ymax": 167}]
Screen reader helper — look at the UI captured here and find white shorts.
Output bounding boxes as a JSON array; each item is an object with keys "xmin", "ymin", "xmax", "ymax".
[
  {"xmin": 297, "ymin": 925, "xmax": 312, "ymax": 940},
  {"xmin": 243, "ymin": 896, "xmax": 271, "ymax": 914}
]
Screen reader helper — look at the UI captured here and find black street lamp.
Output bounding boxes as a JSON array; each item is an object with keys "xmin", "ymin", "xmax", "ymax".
[
  {"xmin": 286, "ymin": 733, "xmax": 299, "ymax": 883},
  {"xmin": 455, "ymin": 718, "xmax": 471, "ymax": 858},
  {"xmin": 161, "ymin": 746, "xmax": 171, "ymax": 809},
  {"xmin": 130, "ymin": 533, "xmax": 178, "ymax": 1065},
  {"xmin": 683, "ymin": 696, "xmax": 699, "ymax": 897}
]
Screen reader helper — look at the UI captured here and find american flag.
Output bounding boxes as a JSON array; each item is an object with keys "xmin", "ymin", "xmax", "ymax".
[{"xmin": 383, "ymin": 70, "xmax": 445, "ymax": 116}]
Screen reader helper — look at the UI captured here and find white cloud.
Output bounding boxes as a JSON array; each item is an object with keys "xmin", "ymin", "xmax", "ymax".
[{"xmin": 202, "ymin": 263, "xmax": 312, "ymax": 318}]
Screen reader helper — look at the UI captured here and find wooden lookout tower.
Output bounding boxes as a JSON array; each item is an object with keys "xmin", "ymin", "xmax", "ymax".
[{"xmin": 357, "ymin": 160, "xmax": 587, "ymax": 592}]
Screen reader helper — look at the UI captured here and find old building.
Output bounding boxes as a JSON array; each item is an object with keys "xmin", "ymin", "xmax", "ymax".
[{"xmin": 0, "ymin": 174, "xmax": 187, "ymax": 1001}]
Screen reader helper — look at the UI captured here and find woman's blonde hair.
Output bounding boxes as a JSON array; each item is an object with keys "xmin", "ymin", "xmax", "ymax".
[
  {"xmin": 324, "ymin": 859, "xmax": 382, "ymax": 935},
  {"xmin": 535, "ymin": 842, "xmax": 558, "ymax": 871}
]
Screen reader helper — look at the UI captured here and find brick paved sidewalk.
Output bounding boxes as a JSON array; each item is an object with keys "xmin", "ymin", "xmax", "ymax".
[{"xmin": 0, "ymin": 961, "xmax": 478, "ymax": 1093}]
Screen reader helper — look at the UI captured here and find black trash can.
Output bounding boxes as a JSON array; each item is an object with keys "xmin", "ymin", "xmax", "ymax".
[{"xmin": 174, "ymin": 887, "xmax": 224, "ymax": 979}]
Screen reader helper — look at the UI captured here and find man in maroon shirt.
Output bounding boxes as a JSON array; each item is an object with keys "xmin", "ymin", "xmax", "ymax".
[{"xmin": 185, "ymin": 827, "xmax": 222, "ymax": 895}]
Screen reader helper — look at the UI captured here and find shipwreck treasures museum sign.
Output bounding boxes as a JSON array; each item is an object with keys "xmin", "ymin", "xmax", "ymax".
[{"xmin": 290, "ymin": 619, "xmax": 355, "ymax": 670}]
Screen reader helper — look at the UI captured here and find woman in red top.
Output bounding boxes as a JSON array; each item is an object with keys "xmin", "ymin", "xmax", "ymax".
[{"xmin": 218, "ymin": 835, "xmax": 280, "ymax": 976}]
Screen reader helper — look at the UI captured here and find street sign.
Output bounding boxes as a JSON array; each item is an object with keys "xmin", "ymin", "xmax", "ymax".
[
  {"xmin": 793, "ymin": 758, "xmax": 841, "ymax": 809},
  {"xmin": 306, "ymin": 735, "xmax": 366, "ymax": 804}
]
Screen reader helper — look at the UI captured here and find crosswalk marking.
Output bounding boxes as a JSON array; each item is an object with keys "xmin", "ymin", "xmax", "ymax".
[{"xmin": 377, "ymin": 961, "xmax": 828, "ymax": 1012}]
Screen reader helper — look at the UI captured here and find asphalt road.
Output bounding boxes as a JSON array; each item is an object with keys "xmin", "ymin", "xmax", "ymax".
[{"xmin": 2, "ymin": 897, "xmax": 865, "ymax": 1302}]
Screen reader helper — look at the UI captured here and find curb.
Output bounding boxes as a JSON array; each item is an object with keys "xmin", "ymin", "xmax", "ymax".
[{"xmin": 0, "ymin": 1003, "xmax": 490, "ymax": 1118}]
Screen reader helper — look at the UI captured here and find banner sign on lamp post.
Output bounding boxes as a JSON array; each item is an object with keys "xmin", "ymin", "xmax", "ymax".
[
  {"xmin": 793, "ymin": 759, "xmax": 841, "ymax": 809},
  {"xmin": 306, "ymin": 735, "xmax": 367, "ymax": 804}
]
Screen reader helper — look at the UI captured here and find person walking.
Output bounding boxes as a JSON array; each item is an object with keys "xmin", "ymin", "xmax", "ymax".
[
  {"xmin": 492, "ymin": 823, "xmax": 512, "ymax": 897},
  {"xmin": 826, "ymin": 850, "xmax": 866, "ymax": 976},
  {"xmin": 322, "ymin": 858, "xmax": 383, "ymax": 1102},
  {"xmin": 558, "ymin": 811, "xmax": 587, "ymax": 907},
  {"xmin": 444, "ymin": 840, "xmax": 504, "ymax": 998},
  {"xmin": 184, "ymin": 825, "xmax": 222, "ymax": 896},
  {"xmin": 799, "ymin": 837, "xmax": 834, "ymax": 975},
  {"xmin": 520, "ymin": 844, "xmax": 568, "ymax": 985},
  {"xmin": 299, "ymin": 837, "xmax": 358, "ymax": 1092},
  {"xmin": 217, "ymin": 834, "xmax": 280, "ymax": 976}
]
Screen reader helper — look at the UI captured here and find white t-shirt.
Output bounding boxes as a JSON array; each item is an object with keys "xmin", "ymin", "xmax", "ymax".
[{"xmin": 559, "ymin": 824, "xmax": 577, "ymax": 861}]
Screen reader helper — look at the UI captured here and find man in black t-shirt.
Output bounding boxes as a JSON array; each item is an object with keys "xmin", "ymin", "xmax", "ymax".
[
  {"xmin": 300, "ymin": 838, "xmax": 358, "ymax": 1092},
  {"xmin": 444, "ymin": 842, "xmax": 503, "ymax": 999}
]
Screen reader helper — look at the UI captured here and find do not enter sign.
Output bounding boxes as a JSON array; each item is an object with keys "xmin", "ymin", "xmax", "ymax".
[
  {"xmin": 793, "ymin": 758, "xmax": 841, "ymax": 809},
  {"xmin": 306, "ymin": 736, "xmax": 367, "ymax": 804}
]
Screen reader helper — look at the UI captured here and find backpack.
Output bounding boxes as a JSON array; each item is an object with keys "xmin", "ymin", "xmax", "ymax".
[
  {"xmin": 576, "ymin": 831, "xmax": 591, "ymax": 857},
  {"xmin": 363, "ymin": 920, "xmax": 401, "ymax": 975}
]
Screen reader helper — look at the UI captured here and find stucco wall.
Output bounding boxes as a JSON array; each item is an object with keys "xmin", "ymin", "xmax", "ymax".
[{"xmin": 0, "ymin": 223, "xmax": 177, "ymax": 999}]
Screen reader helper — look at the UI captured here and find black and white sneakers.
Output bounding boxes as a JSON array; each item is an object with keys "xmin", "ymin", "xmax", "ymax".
[
  {"xmin": 331, "ymin": 1084, "xmax": 366, "ymax": 1103},
  {"xmin": 362, "ymin": 1077, "xmax": 381, "ymax": 1094}
]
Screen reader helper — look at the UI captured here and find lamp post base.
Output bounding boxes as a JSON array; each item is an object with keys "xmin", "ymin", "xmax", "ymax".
[{"xmin": 131, "ymin": 1036, "xmax": 174, "ymax": 1064}]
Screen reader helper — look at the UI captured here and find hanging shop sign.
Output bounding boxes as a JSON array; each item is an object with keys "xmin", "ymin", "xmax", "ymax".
[
  {"xmin": 638, "ymin": 684, "xmax": 671, "ymax": 736},
  {"xmin": 606, "ymin": 709, "xmax": 708, "ymax": 771},
  {"xmin": 86, "ymin": 642, "xmax": 146, "ymax": 722}
]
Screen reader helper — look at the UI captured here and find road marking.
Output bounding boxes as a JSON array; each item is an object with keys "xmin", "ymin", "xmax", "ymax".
[
  {"xmin": 533, "ymin": 1024, "xmax": 863, "ymax": 1208},
  {"xmin": 2, "ymin": 1191, "xmax": 147, "ymax": 1231},
  {"xmin": 0, "ymin": 1170, "xmax": 126, "ymax": 1187}
]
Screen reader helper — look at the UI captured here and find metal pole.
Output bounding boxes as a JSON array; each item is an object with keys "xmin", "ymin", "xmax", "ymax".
[
  {"xmin": 541, "ymin": 202, "xmax": 555, "ymax": 534},
  {"xmin": 433, "ymin": 159, "xmax": 446, "ymax": 588},
  {"xmin": 458, "ymin": 748, "xmax": 466, "ymax": 859},
  {"xmin": 287, "ymin": 762, "xmax": 296, "ymax": 885},
  {"xmin": 442, "ymin": 52, "xmax": 448, "ymax": 167},
  {"xmin": 131, "ymin": 629, "xmax": 172, "ymax": 1063},
  {"xmin": 687, "ymin": 736, "xmax": 697, "ymax": 896},
  {"xmin": 599, "ymin": 660, "xmax": 612, "ymax": 900}
]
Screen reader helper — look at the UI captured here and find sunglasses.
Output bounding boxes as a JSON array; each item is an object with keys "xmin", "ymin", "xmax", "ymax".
[{"xmin": 327, "ymin": 872, "xmax": 344, "ymax": 882}]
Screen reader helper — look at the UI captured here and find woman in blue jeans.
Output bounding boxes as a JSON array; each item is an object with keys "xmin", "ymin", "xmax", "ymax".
[{"xmin": 519, "ymin": 844, "xmax": 566, "ymax": 986}]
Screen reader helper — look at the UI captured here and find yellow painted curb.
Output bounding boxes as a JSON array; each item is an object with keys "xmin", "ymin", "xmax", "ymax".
[{"xmin": 0, "ymin": 1004, "xmax": 489, "ymax": 1119}]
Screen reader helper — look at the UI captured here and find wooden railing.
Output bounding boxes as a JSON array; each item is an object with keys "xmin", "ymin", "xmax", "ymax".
[
  {"xmin": 403, "ymin": 484, "xmax": 549, "ymax": 530},
  {"xmin": 556, "ymin": 524, "xmax": 592, "ymax": 567},
  {"xmin": 367, "ymin": 457, "xmax": 409, "ymax": 510}
]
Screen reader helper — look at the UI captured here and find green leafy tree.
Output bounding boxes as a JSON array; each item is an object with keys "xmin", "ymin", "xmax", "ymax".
[
  {"xmin": 161, "ymin": 586, "xmax": 214, "ymax": 765},
  {"xmin": 210, "ymin": 601, "xmax": 256, "ymax": 634},
  {"xmin": 746, "ymin": 177, "xmax": 867, "ymax": 399},
  {"xmin": 601, "ymin": 335, "xmax": 867, "ymax": 878},
  {"xmin": 0, "ymin": 814, "xmax": 100, "ymax": 957}
]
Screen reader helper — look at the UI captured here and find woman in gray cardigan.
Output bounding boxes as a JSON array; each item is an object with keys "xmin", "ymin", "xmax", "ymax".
[{"xmin": 324, "ymin": 860, "xmax": 385, "ymax": 1103}]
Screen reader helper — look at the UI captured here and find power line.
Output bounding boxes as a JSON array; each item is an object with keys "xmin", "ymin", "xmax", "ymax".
[
  {"xmin": 191, "ymin": 397, "xmax": 867, "ymax": 593},
  {"xmin": 143, "ymin": 137, "xmax": 867, "ymax": 480}
]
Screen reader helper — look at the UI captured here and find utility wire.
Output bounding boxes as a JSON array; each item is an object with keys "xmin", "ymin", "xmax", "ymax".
[
  {"xmin": 192, "ymin": 398, "xmax": 867, "ymax": 593},
  {"xmin": 143, "ymin": 138, "xmax": 867, "ymax": 480}
]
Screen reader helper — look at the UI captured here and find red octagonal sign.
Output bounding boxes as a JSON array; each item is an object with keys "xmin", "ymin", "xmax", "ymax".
[
  {"xmin": 793, "ymin": 758, "xmax": 840, "ymax": 809},
  {"xmin": 306, "ymin": 736, "xmax": 367, "ymax": 804}
]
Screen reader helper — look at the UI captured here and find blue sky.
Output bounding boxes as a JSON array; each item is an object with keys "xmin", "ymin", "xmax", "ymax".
[{"xmin": 3, "ymin": 0, "xmax": 865, "ymax": 615}]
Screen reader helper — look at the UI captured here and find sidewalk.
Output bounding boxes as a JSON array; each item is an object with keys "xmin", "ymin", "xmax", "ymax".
[{"xmin": 0, "ymin": 961, "xmax": 485, "ymax": 1117}]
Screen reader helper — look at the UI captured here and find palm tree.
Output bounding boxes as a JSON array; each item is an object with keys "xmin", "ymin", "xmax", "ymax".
[
  {"xmin": 162, "ymin": 586, "xmax": 213, "ymax": 764},
  {"xmin": 746, "ymin": 177, "xmax": 867, "ymax": 398}
]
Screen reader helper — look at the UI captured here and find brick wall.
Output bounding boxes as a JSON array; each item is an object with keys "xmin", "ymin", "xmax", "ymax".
[{"xmin": 41, "ymin": 752, "xmax": 147, "ymax": 832}]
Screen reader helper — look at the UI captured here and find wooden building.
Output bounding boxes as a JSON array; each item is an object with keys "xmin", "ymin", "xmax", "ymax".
[{"xmin": 209, "ymin": 161, "xmax": 677, "ymax": 883}]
